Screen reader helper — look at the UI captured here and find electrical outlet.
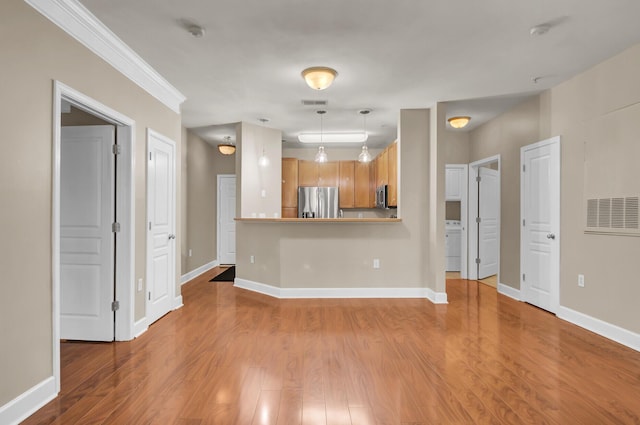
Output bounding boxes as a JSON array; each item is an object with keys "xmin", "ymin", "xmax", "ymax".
[
  {"xmin": 261, "ymin": 189, "xmax": 267, "ymax": 198},
  {"xmin": 250, "ymin": 255, "xmax": 255, "ymax": 264},
  {"xmin": 188, "ymin": 249, "xmax": 192, "ymax": 257},
  {"xmin": 373, "ymin": 258, "xmax": 380, "ymax": 269},
  {"xmin": 578, "ymin": 274, "xmax": 585, "ymax": 287},
  {"xmin": 137, "ymin": 279, "xmax": 143, "ymax": 292}
]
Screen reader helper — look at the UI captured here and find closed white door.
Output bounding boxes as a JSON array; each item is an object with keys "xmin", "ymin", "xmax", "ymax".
[
  {"xmin": 478, "ymin": 167, "xmax": 499, "ymax": 279},
  {"xmin": 146, "ymin": 130, "xmax": 176, "ymax": 325},
  {"xmin": 218, "ymin": 175, "xmax": 236, "ymax": 265},
  {"xmin": 521, "ymin": 137, "xmax": 560, "ymax": 313},
  {"xmin": 60, "ymin": 125, "xmax": 115, "ymax": 341}
]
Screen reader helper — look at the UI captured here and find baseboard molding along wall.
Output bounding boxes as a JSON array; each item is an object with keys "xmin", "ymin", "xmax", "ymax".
[
  {"xmin": 180, "ymin": 260, "xmax": 219, "ymax": 285},
  {"xmin": 0, "ymin": 377, "xmax": 57, "ymax": 425},
  {"xmin": 133, "ymin": 317, "xmax": 148, "ymax": 339},
  {"xmin": 497, "ymin": 283, "xmax": 521, "ymax": 301}
]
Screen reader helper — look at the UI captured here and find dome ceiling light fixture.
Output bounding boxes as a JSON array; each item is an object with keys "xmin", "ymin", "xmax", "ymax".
[
  {"xmin": 218, "ymin": 136, "xmax": 236, "ymax": 155},
  {"xmin": 301, "ymin": 66, "xmax": 338, "ymax": 91},
  {"xmin": 448, "ymin": 116, "xmax": 471, "ymax": 129}
]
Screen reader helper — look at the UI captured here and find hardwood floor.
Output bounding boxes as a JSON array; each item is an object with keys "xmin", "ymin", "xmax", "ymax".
[{"xmin": 24, "ymin": 270, "xmax": 640, "ymax": 424}]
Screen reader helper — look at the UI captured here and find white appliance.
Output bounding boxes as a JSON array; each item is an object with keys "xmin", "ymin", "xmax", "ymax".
[{"xmin": 445, "ymin": 220, "xmax": 462, "ymax": 271}]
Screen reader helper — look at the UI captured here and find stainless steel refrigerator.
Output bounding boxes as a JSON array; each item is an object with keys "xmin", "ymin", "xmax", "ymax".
[{"xmin": 298, "ymin": 187, "xmax": 339, "ymax": 218}]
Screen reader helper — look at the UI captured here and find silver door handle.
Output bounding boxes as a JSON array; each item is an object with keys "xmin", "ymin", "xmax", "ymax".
[
  {"xmin": 546, "ymin": 233, "xmax": 555, "ymax": 240},
  {"xmin": 168, "ymin": 234, "xmax": 176, "ymax": 240}
]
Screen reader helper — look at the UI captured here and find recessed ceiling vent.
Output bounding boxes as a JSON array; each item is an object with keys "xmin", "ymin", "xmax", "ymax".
[
  {"xmin": 585, "ymin": 196, "xmax": 640, "ymax": 236},
  {"xmin": 301, "ymin": 99, "xmax": 328, "ymax": 106}
]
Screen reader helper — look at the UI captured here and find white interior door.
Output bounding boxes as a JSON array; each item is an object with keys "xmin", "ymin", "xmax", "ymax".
[
  {"xmin": 521, "ymin": 137, "xmax": 560, "ymax": 313},
  {"xmin": 146, "ymin": 130, "xmax": 176, "ymax": 325},
  {"xmin": 218, "ymin": 175, "xmax": 236, "ymax": 265},
  {"xmin": 60, "ymin": 125, "xmax": 115, "ymax": 341},
  {"xmin": 478, "ymin": 167, "xmax": 499, "ymax": 279}
]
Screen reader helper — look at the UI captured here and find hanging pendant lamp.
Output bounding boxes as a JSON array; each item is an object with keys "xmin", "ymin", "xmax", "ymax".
[
  {"xmin": 314, "ymin": 110, "xmax": 328, "ymax": 163},
  {"xmin": 357, "ymin": 109, "xmax": 372, "ymax": 163}
]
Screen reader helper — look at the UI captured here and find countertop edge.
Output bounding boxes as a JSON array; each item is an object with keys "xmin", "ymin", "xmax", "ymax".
[{"xmin": 235, "ymin": 218, "xmax": 402, "ymax": 223}]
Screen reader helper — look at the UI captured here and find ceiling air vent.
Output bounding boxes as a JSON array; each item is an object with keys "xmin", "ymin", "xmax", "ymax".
[
  {"xmin": 301, "ymin": 99, "xmax": 328, "ymax": 106},
  {"xmin": 585, "ymin": 196, "xmax": 640, "ymax": 236}
]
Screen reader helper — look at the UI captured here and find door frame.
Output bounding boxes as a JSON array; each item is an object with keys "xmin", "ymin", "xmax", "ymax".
[
  {"xmin": 145, "ymin": 129, "xmax": 180, "ymax": 324},
  {"xmin": 468, "ymin": 155, "xmax": 501, "ymax": 282},
  {"xmin": 445, "ymin": 164, "xmax": 469, "ymax": 278},
  {"xmin": 53, "ymin": 81, "xmax": 136, "ymax": 392},
  {"xmin": 217, "ymin": 174, "xmax": 236, "ymax": 265},
  {"xmin": 520, "ymin": 136, "xmax": 561, "ymax": 313}
]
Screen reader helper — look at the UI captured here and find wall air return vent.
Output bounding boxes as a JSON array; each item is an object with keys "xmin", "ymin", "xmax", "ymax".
[
  {"xmin": 301, "ymin": 99, "xmax": 328, "ymax": 106},
  {"xmin": 585, "ymin": 196, "xmax": 640, "ymax": 236}
]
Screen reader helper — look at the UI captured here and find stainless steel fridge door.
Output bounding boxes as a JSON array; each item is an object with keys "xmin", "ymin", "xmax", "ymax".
[
  {"xmin": 318, "ymin": 187, "xmax": 339, "ymax": 218},
  {"xmin": 298, "ymin": 187, "xmax": 318, "ymax": 218}
]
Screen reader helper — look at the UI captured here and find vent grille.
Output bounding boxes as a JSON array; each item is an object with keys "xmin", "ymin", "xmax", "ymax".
[
  {"xmin": 585, "ymin": 196, "xmax": 640, "ymax": 236},
  {"xmin": 301, "ymin": 99, "xmax": 328, "ymax": 106}
]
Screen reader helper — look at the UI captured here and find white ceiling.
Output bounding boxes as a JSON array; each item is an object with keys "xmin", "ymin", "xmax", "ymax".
[{"xmin": 80, "ymin": 0, "xmax": 640, "ymax": 148}]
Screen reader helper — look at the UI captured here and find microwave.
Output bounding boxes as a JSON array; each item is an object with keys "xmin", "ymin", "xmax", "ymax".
[{"xmin": 375, "ymin": 185, "xmax": 388, "ymax": 209}]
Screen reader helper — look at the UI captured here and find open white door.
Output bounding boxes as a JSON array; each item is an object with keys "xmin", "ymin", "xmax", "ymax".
[
  {"xmin": 217, "ymin": 175, "xmax": 236, "ymax": 265},
  {"xmin": 521, "ymin": 137, "xmax": 560, "ymax": 313},
  {"xmin": 60, "ymin": 125, "xmax": 115, "ymax": 341},
  {"xmin": 146, "ymin": 130, "xmax": 176, "ymax": 325},
  {"xmin": 478, "ymin": 167, "xmax": 499, "ymax": 279}
]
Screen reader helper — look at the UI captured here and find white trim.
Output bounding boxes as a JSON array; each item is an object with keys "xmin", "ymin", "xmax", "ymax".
[
  {"xmin": 133, "ymin": 317, "xmax": 148, "ymax": 339},
  {"xmin": 0, "ymin": 377, "xmax": 57, "ymax": 425},
  {"xmin": 467, "ymin": 155, "xmax": 501, "ymax": 281},
  {"xmin": 53, "ymin": 82, "xmax": 136, "ymax": 396},
  {"xmin": 497, "ymin": 283, "xmax": 521, "ymax": 301},
  {"xmin": 173, "ymin": 296, "xmax": 184, "ymax": 310},
  {"xmin": 26, "ymin": 0, "xmax": 185, "ymax": 113},
  {"xmin": 234, "ymin": 278, "xmax": 446, "ymax": 302},
  {"xmin": 445, "ymin": 164, "xmax": 469, "ymax": 279},
  {"xmin": 181, "ymin": 260, "xmax": 219, "ymax": 285},
  {"xmin": 557, "ymin": 306, "xmax": 640, "ymax": 353}
]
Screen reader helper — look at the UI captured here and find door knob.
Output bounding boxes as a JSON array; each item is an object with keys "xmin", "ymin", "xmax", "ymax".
[
  {"xmin": 168, "ymin": 234, "xmax": 176, "ymax": 240},
  {"xmin": 546, "ymin": 233, "xmax": 555, "ymax": 240}
]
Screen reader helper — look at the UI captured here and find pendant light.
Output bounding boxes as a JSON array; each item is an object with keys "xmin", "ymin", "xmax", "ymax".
[
  {"xmin": 314, "ymin": 110, "xmax": 328, "ymax": 163},
  {"xmin": 358, "ymin": 109, "xmax": 372, "ymax": 163},
  {"xmin": 257, "ymin": 118, "xmax": 270, "ymax": 166}
]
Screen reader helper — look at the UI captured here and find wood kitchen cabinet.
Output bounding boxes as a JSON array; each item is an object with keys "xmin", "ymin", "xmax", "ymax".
[
  {"xmin": 354, "ymin": 161, "xmax": 371, "ymax": 208},
  {"xmin": 318, "ymin": 162, "xmax": 339, "ymax": 187},
  {"xmin": 376, "ymin": 148, "xmax": 388, "ymax": 187},
  {"xmin": 298, "ymin": 160, "xmax": 318, "ymax": 187},
  {"xmin": 282, "ymin": 158, "xmax": 298, "ymax": 217},
  {"xmin": 387, "ymin": 141, "xmax": 398, "ymax": 207},
  {"xmin": 339, "ymin": 161, "xmax": 355, "ymax": 208},
  {"xmin": 369, "ymin": 160, "xmax": 376, "ymax": 208}
]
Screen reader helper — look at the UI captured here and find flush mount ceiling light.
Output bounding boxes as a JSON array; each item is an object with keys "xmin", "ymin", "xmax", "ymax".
[
  {"xmin": 218, "ymin": 136, "xmax": 236, "ymax": 155},
  {"xmin": 314, "ymin": 110, "xmax": 328, "ymax": 163},
  {"xmin": 298, "ymin": 133, "xmax": 367, "ymax": 144},
  {"xmin": 448, "ymin": 116, "xmax": 471, "ymax": 129},
  {"xmin": 358, "ymin": 109, "xmax": 372, "ymax": 163},
  {"xmin": 301, "ymin": 67, "xmax": 338, "ymax": 91}
]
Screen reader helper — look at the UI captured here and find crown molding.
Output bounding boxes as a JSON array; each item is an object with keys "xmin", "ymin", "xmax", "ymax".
[{"xmin": 25, "ymin": 0, "xmax": 186, "ymax": 114}]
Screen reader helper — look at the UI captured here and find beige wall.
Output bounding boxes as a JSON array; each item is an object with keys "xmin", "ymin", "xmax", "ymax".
[
  {"xmin": 443, "ymin": 129, "xmax": 470, "ymax": 164},
  {"xmin": 468, "ymin": 96, "xmax": 542, "ymax": 287},
  {"xmin": 61, "ymin": 105, "xmax": 111, "ymax": 126},
  {"xmin": 184, "ymin": 129, "xmax": 235, "ymax": 274},
  {"xmin": 236, "ymin": 109, "xmax": 441, "ymax": 292},
  {"xmin": 550, "ymin": 43, "xmax": 640, "ymax": 333},
  {"xmin": 0, "ymin": 0, "xmax": 182, "ymax": 406}
]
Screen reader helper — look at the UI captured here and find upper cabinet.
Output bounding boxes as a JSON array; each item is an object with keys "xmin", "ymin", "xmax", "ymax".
[
  {"xmin": 318, "ymin": 162, "xmax": 339, "ymax": 187},
  {"xmin": 445, "ymin": 164, "xmax": 465, "ymax": 200},
  {"xmin": 298, "ymin": 160, "xmax": 318, "ymax": 186},
  {"xmin": 339, "ymin": 161, "xmax": 355, "ymax": 208},
  {"xmin": 376, "ymin": 148, "xmax": 388, "ymax": 187},
  {"xmin": 387, "ymin": 141, "xmax": 398, "ymax": 207}
]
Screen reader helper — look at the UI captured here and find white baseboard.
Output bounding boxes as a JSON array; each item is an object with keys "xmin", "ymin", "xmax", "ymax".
[
  {"xmin": 173, "ymin": 295, "xmax": 183, "ymax": 310},
  {"xmin": 180, "ymin": 260, "xmax": 219, "ymax": 285},
  {"xmin": 234, "ymin": 278, "xmax": 444, "ymax": 301},
  {"xmin": 133, "ymin": 317, "xmax": 148, "ymax": 338},
  {"xmin": 557, "ymin": 306, "xmax": 640, "ymax": 352},
  {"xmin": 0, "ymin": 376, "xmax": 57, "ymax": 425},
  {"xmin": 498, "ymin": 283, "xmax": 521, "ymax": 301}
]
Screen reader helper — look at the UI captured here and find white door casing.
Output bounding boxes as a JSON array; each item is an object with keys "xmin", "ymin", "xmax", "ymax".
[
  {"xmin": 60, "ymin": 125, "xmax": 115, "ymax": 341},
  {"xmin": 521, "ymin": 137, "xmax": 561, "ymax": 313},
  {"xmin": 146, "ymin": 129, "xmax": 176, "ymax": 325},
  {"xmin": 217, "ymin": 175, "xmax": 237, "ymax": 265},
  {"xmin": 445, "ymin": 164, "xmax": 469, "ymax": 278},
  {"xmin": 478, "ymin": 167, "xmax": 500, "ymax": 279}
]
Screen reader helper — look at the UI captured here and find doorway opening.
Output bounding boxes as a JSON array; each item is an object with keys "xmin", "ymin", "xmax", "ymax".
[
  {"xmin": 53, "ymin": 81, "xmax": 136, "ymax": 393},
  {"xmin": 217, "ymin": 174, "xmax": 237, "ymax": 265},
  {"xmin": 468, "ymin": 155, "xmax": 501, "ymax": 287}
]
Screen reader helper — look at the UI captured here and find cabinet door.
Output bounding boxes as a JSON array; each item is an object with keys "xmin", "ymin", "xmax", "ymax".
[
  {"xmin": 339, "ymin": 161, "xmax": 355, "ymax": 208},
  {"xmin": 282, "ymin": 158, "xmax": 298, "ymax": 208},
  {"xmin": 445, "ymin": 166, "xmax": 463, "ymax": 200},
  {"xmin": 369, "ymin": 161, "xmax": 376, "ymax": 208},
  {"xmin": 282, "ymin": 207, "xmax": 298, "ymax": 218},
  {"xmin": 318, "ymin": 162, "xmax": 339, "ymax": 187},
  {"xmin": 387, "ymin": 141, "xmax": 398, "ymax": 207},
  {"xmin": 376, "ymin": 148, "xmax": 388, "ymax": 187},
  {"xmin": 354, "ymin": 161, "xmax": 370, "ymax": 208},
  {"xmin": 298, "ymin": 160, "xmax": 319, "ymax": 187}
]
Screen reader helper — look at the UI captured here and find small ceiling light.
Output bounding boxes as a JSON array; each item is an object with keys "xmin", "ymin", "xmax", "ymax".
[
  {"xmin": 187, "ymin": 24, "xmax": 205, "ymax": 38},
  {"xmin": 218, "ymin": 136, "xmax": 236, "ymax": 155},
  {"xmin": 358, "ymin": 109, "xmax": 372, "ymax": 163},
  {"xmin": 314, "ymin": 110, "xmax": 328, "ymax": 163},
  {"xmin": 529, "ymin": 24, "xmax": 550, "ymax": 36},
  {"xmin": 448, "ymin": 116, "xmax": 471, "ymax": 129},
  {"xmin": 302, "ymin": 67, "xmax": 338, "ymax": 90}
]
